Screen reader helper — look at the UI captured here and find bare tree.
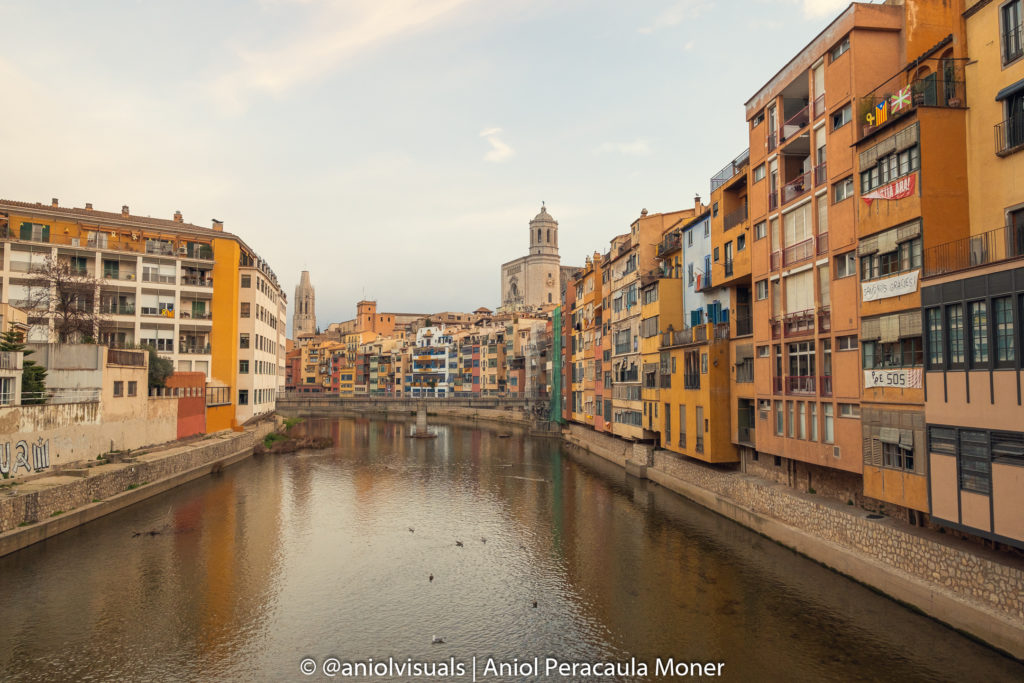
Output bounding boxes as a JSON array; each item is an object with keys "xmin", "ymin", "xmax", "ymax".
[{"xmin": 24, "ymin": 256, "xmax": 105, "ymax": 343}]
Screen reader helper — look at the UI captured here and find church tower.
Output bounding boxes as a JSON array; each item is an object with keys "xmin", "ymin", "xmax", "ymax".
[
  {"xmin": 529, "ymin": 203, "xmax": 558, "ymax": 257},
  {"xmin": 293, "ymin": 270, "xmax": 316, "ymax": 337}
]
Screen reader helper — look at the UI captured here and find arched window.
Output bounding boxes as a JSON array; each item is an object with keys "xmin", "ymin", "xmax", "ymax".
[
  {"xmin": 547, "ymin": 229, "xmax": 551, "ymax": 242},
  {"xmin": 537, "ymin": 228, "xmax": 541, "ymax": 242}
]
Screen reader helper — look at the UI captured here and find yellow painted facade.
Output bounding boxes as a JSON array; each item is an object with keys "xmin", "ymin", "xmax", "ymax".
[{"xmin": 208, "ymin": 237, "xmax": 241, "ymax": 432}]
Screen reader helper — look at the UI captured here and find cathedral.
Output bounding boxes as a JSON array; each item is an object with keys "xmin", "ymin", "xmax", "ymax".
[
  {"xmin": 293, "ymin": 270, "xmax": 316, "ymax": 337},
  {"xmin": 500, "ymin": 204, "xmax": 577, "ymax": 311}
]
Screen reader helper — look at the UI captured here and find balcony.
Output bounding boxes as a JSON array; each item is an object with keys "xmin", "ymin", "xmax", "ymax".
[
  {"xmin": 141, "ymin": 307, "xmax": 174, "ymax": 318},
  {"xmin": 738, "ymin": 425, "xmax": 755, "ymax": 444},
  {"xmin": 996, "ymin": 116, "xmax": 1024, "ymax": 156},
  {"xmin": 735, "ymin": 313, "xmax": 752, "ymax": 337},
  {"xmin": 770, "ymin": 318, "xmax": 781, "ymax": 339},
  {"xmin": 783, "ymin": 309, "xmax": 816, "ymax": 337},
  {"xmin": 709, "ymin": 149, "xmax": 750, "ymax": 192},
  {"xmin": 107, "ymin": 349, "xmax": 145, "ymax": 367},
  {"xmin": 146, "ymin": 243, "xmax": 174, "ymax": 256},
  {"xmin": 723, "ymin": 204, "xmax": 748, "ymax": 231},
  {"xmin": 724, "ymin": 259, "xmax": 734, "ymax": 278},
  {"xmin": 782, "ymin": 237, "xmax": 814, "ymax": 267},
  {"xmin": 683, "ymin": 373, "xmax": 700, "ymax": 390},
  {"xmin": 780, "ymin": 104, "xmax": 810, "ymax": 144},
  {"xmin": 820, "ymin": 375, "xmax": 833, "ymax": 396},
  {"xmin": 180, "ymin": 345, "xmax": 211, "ymax": 355},
  {"xmin": 770, "ymin": 250, "xmax": 781, "ymax": 271},
  {"xmin": 780, "ymin": 171, "xmax": 811, "ymax": 205},
  {"xmin": 772, "ymin": 376, "xmax": 782, "ymax": 394},
  {"xmin": 141, "ymin": 273, "xmax": 175, "ymax": 284},
  {"xmin": 817, "ymin": 231, "xmax": 829, "ymax": 255},
  {"xmin": 101, "ymin": 303, "xmax": 136, "ymax": 316},
  {"xmin": 657, "ymin": 232, "xmax": 682, "ymax": 258},
  {"xmin": 767, "ymin": 132, "xmax": 777, "ymax": 152},
  {"xmin": 179, "ymin": 311, "xmax": 212, "ymax": 320},
  {"xmin": 814, "ymin": 161, "xmax": 827, "ymax": 186},
  {"xmin": 924, "ymin": 224, "xmax": 1024, "ymax": 277},
  {"xmin": 818, "ymin": 306, "xmax": 831, "ymax": 333},
  {"xmin": 181, "ymin": 276, "xmax": 213, "ymax": 287},
  {"xmin": 769, "ymin": 190, "xmax": 779, "ymax": 212},
  {"xmin": 785, "ymin": 375, "xmax": 817, "ymax": 395},
  {"xmin": 857, "ymin": 58, "xmax": 967, "ymax": 140},
  {"xmin": 812, "ymin": 94, "xmax": 826, "ymax": 119}
]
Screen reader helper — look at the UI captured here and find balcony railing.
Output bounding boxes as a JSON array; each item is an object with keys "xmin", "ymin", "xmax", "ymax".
[
  {"xmin": 857, "ymin": 58, "xmax": 967, "ymax": 139},
  {"xmin": 107, "ymin": 348, "xmax": 145, "ymax": 367},
  {"xmin": 783, "ymin": 237, "xmax": 814, "ymax": 267},
  {"xmin": 181, "ymin": 276, "xmax": 213, "ymax": 287},
  {"xmin": 923, "ymin": 224, "xmax": 1024, "ymax": 277},
  {"xmin": 769, "ymin": 190, "xmax": 779, "ymax": 211},
  {"xmin": 180, "ymin": 345, "xmax": 211, "ymax": 355},
  {"xmin": 709, "ymin": 149, "xmax": 750, "ymax": 192},
  {"xmin": 723, "ymin": 204, "xmax": 748, "ymax": 231},
  {"xmin": 683, "ymin": 373, "xmax": 700, "ymax": 390},
  {"xmin": 782, "ymin": 309, "xmax": 816, "ymax": 337},
  {"xmin": 818, "ymin": 306, "xmax": 831, "ymax": 332},
  {"xmin": 142, "ymin": 273, "xmax": 175, "ymax": 284},
  {"xmin": 767, "ymin": 132, "xmax": 777, "ymax": 152},
  {"xmin": 781, "ymin": 171, "xmax": 811, "ymax": 205},
  {"xmin": 780, "ymin": 104, "xmax": 809, "ymax": 143},
  {"xmin": 770, "ymin": 318, "xmax": 781, "ymax": 339},
  {"xmin": 817, "ymin": 232, "xmax": 829, "ymax": 255},
  {"xmin": 657, "ymin": 232, "xmax": 682, "ymax": 258},
  {"xmin": 772, "ymin": 376, "xmax": 782, "ymax": 394},
  {"xmin": 996, "ymin": 116, "xmax": 1024, "ymax": 156},
  {"xmin": 812, "ymin": 94, "xmax": 826, "ymax": 118},
  {"xmin": 770, "ymin": 250, "xmax": 781, "ymax": 270},
  {"xmin": 179, "ymin": 311, "xmax": 212, "ymax": 320},
  {"xmin": 785, "ymin": 375, "xmax": 817, "ymax": 395},
  {"xmin": 820, "ymin": 375, "xmax": 833, "ymax": 396},
  {"xmin": 735, "ymin": 313, "xmax": 752, "ymax": 336},
  {"xmin": 814, "ymin": 161, "xmax": 827, "ymax": 186},
  {"xmin": 724, "ymin": 259, "xmax": 734, "ymax": 278},
  {"xmin": 102, "ymin": 304, "xmax": 136, "ymax": 315}
]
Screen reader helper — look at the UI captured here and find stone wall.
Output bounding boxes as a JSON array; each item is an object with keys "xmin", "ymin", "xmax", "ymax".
[
  {"xmin": 564, "ymin": 423, "xmax": 1024, "ymax": 656},
  {"xmin": 0, "ymin": 397, "xmax": 178, "ymax": 479},
  {"xmin": 0, "ymin": 430, "xmax": 257, "ymax": 534},
  {"xmin": 278, "ymin": 396, "xmax": 546, "ymax": 429}
]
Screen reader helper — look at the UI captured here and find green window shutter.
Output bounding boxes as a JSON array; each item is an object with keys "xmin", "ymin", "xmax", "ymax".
[
  {"xmin": 20, "ymin": 222, "xmax": 31, "ymax": 240},
  {"xmin": 41, "ymin": 225, "xmax": 50, "ymax": 242}
]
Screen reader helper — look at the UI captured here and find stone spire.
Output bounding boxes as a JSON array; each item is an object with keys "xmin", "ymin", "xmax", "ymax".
[{"xmin": 293, "ymin": 270, "xmax": 316, "ymax": 337}]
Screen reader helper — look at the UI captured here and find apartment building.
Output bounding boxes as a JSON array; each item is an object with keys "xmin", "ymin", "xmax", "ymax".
[
  {"xmin": 408, "ymin": 326, "xmax": 455, "ymax": 397},
  {"xmin": 746, "ymin": 3, "xmax": 909, "ymax": 499},
  {"xmin": 920, "ymin": 0, "xmax": 1024, "ymax": 549},
  {"xmin": 0, "ymin": 200, "xmax": 286, "ymax": 431}
]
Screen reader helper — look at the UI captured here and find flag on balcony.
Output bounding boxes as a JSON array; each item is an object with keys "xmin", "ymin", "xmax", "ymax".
[
  {"xmin": 890, "ymin": 86, "xmax": 911, "ymax": 114},
  {"xmin": 874, "ymin": 100, "xmax": 888, "ymax": 126}
]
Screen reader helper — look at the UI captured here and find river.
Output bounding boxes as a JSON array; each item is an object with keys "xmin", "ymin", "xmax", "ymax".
[{"xmin": 0, "ymin": 416, "xmax": 1021, "ymax": 681}]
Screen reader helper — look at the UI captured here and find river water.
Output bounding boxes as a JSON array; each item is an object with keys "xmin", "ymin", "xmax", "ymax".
[{"xmin": 0, "ymin": 417, "xmax": 1021, "ymax": 682}]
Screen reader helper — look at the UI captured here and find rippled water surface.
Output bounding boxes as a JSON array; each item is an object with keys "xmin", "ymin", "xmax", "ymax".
[{"xmin": 1, "ymin": 417, "xmax": 1021, "ymax": 682}]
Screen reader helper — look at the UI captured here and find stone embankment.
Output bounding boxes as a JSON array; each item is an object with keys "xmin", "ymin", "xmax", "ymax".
[
  {"xmin": 0, "ymin": 421, "xmax": 275, "ymax": 557},
  {"xmin": 563, "ymin": 423, "xmax": 1024, "ymax": 660}
]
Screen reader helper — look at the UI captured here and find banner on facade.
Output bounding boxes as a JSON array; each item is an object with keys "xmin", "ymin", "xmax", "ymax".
[
  {"xmin": 862, "ymin": 269, "xmax": 919, "ymax": 302},
  {"xmin": 862, "ymin": 174, "xmax": 916, "ymax": 205},
  {"xmin": 864, "ymin": 368, "xmax": 922, "ymax": 389}
]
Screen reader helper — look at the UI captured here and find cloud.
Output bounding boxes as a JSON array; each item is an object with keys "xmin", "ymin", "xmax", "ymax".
[
  {"xmin": 638, "ymin": 0, "xmax": 712, "ymax": 34},
  {"xmin": 800, "ymin": 0, "xmax": 849, "ymax": 18},
  {"xmin": 594, "ymin": 139, "xmax": 652, "ymax": 157},
  {"xmin": 208, "ymin": 0, "xmax": 476, "ymax": 113},
  {"xmin": 480, "ymin": 128, "xmax": 515, "ymax": 163}
]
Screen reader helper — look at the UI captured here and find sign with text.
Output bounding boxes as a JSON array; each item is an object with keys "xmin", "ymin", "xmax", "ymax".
[
  {"xmin": 864, "ymin": 368, "xmax": 922, "ymax": 389},
  {"xmin": 862, "ymin": 270, "xmax": 920, "ymax": 302},
  {"xmin": 862, "ymin": 174, "xmax": 916, "ymax": 206}
]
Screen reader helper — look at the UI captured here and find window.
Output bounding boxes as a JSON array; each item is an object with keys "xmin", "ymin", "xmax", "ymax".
[
  {"xmin": 831, "ymin": 104, "xmax": 852, "ymax": 131},
  {"xmin": 948, "ymin": 304, "xmax": 965, "ymax": 366},
  {"xmin": 713, "ymin": 246, "xmax": 719, "ymax": 262},
  {"xmin": 0, "ymin": 377, "xmax": 12, "ymax": 405},
  {"xmin": 19, "ymin": 222, "xmax": 50, "ymax": 242},
  {"xmin": 241, "ymin": 275, "xmax": 251, "ymax": 288},
  {"xmin": 687, "ymin": 230, "xmax": 694, "ymax": 247},
  {"xmin": 958, "ymin": 430, "xmax": 990, "ymax": 494},
  {"xmin": 928, "ymin": 426, "xmax": 957, "ymax": 455},
  {"xmin": 926, "ymin": 307, "xmax": 944, "ymax": 367},
  {"xmin": 737, "ymin": 234, "xmax": 746, "ymax": 251},
  {"xmin": 823, "ymin": 404, "xmax": 834, "ymax": 444},
  {"xmin": 830, "ymin": 36, "xmax": 850, "ymax": 62},
  {"xmin": 757, "ymin": 345, "xmax": 770, "ymax": 358},
  {"xmin": 835, "ymin": 252, "xmax": 856, "ymax": 279},
  {"xmin": 838, "ymin": 403, "xmax": 859, "ymax": 418},
  {"xmin": 798, "ymin": 402, "xmax": 806, "ymax": 439},
  {"xmin": 713, "ymin": 202, "xmax": 719, "ymax": 218},
  {"xmin": 239, "ymin": 389, "xmax": 249, "ymax": 406},
  {"xmin": 995, "ymin": 296, "xmax": 1016, "ymax": 365},
  {"xmin": 775, "ymin": 400, "xmax": 784, "ymax": 436},
  {"xmin": 810, "ymin": 402, "xmax": 818, "ymax": 441},
  {"xmin": 1004, "ymin": 0, "xmax": 1023, "ymax": 65},
  {"xmin": 883, "ymin": 442, "xmax": 915, "ymax": 472},
  {"xmin": 754, "ymin": 221, "xmax": 767, "ymax": 240},
  {"xmin": 753, "ymin": 165, "xmax": 765, "ymax": 182},
  {"xmin": 113, "ymin": 381, "xmax": 124, "ymax": 397},
  {"xmin": 240, "ymin": 302, "xmax": 250, "ymax": 318},
  {"xmin": 679, "ymin": 405, "xmax": 686, "ymax": 447},
  {"xmin": 860, "ymin": 237, "xmax": 921, "ymax": 281},
  {"xmin": 833, "ymin": 177, "xmax": 854, "ymax": 202},
  {"xmin": 239, "ymin": 360, "xmax": 249, "ymax": 373},
  {"xmin": 240, "ymin": 333, "xmax": 250, "ymax": 349},
  {"xmin": 970, "ymin": 301, "xmax": 989, "ymax": 366},
  {"xmin": 860, "ymin": 146, "xmax": 919, "ymax": 193},
  {"xmin": 862, "ymin": 338, "xmax": 923, "ymax": 368},
  {"xmin": 752, "ymin": 111, "xmax": 765, "ymax": 128}
]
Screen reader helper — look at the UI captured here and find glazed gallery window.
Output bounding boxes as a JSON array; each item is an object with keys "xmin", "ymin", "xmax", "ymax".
[
  {"xmin": 926, "ymin": 307, "xmax": 944, "ymax": 367},
  {"xmin": 860, "ymin": 146, "xmax": 919, "ymax": 193},
  {"xmin": 862, "ymin": 338, "xmax": 923, "ymax": 369},
  {"xmin": 948, "ymin": 303, "xmax": 965, "ymax": 366},
  {"xmin": 860, "ymin": 237, "xmax": 921, "ymax": 281},
  {"xmin": 970, "ymin": 301, "xmax": 989, "ymax": 366},
  {"xmin": 995, "ymin": 296, "xmax": 1016, "ymax": 364}
]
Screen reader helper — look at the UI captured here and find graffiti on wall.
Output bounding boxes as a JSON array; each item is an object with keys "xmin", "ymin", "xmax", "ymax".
[{"xmin": 0, "ymin": 439, "xmax": 51, "ymax": 476}]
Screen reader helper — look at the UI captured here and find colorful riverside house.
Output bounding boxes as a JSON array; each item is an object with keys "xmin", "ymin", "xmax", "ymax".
[
  {"xmin": 597, "ymin": 250, "xmax": 615, "ymax": 434},
  {"xmin": 0, "ymin": 200, "xmax": 286, "ymax": 432},
  {"xmin": 918, "ymin": 0, "xmax": 1024, "ymax": 550},
  {"xmin": 550, "ymin": 305, "xmax": 565, "ymax": 423},
  {"xmin": 641, "ymin": 226, "xmax": 682, "ymax": 447},
  {"xmin": 409, "ymin": 326, "xmax": 454, "ymax": 397},
  {"xmin": 854, "ymin": 9, "xmax": 969, "ymax": 521},
  {"xmin": 568, "ymin": 264, "xmax": 587, "ymax": 422},
  {"xmin": 746, "ymin": 2, "xmax": 909, "ymax": 501},
  {"xmin": 709, "ymin": 150, "xmax": 756, "ymax": 457}
]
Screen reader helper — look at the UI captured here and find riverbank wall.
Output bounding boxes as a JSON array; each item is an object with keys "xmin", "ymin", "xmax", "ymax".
[
  {"xmin": 0, "ymin": 421, "xmax": 276, "ymax": 558},
  {"xmin": 563, "ymin": 423, "xmax": 1024, "ymax": 660},
  {"xmin": 277, "ymin": 396, "xmax": 549, "ymax": 431}
]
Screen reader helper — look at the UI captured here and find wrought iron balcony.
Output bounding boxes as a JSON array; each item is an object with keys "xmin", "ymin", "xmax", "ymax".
[
  {"xmin": 996, "ymin": 116, "xmax": 1024, "ymax": 156},
  {"xmin": 709, "ymin": 149, "xmax": 750, "ymax": 192},
  {"xmin": 924, "ymin": 224, "xmax": 1024, "ymax": 277},
  {"xmin": 785, "ymin": 375, "xmax": 817, "ymax": 395}
]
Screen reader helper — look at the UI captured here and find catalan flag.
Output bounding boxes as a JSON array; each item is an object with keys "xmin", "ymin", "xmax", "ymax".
[{"xmin": 875, "ymin": 100, "xmax": 888, "ymax": 126}]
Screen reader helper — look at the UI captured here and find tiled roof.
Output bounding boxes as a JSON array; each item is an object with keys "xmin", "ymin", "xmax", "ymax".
[{"xmin": 0, "ymin": 199, "xmax": 236, "ymax": 239}]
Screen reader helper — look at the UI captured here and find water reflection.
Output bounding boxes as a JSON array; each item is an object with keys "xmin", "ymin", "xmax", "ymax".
[{"xmin": 0, "ymin": 417, "xmax": 1020, "ymax": 682}]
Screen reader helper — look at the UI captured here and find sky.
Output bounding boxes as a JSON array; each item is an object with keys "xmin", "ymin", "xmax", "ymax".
[{"xmin": 0, "ymin": 0, "xmax": 858, "ymax": 334}]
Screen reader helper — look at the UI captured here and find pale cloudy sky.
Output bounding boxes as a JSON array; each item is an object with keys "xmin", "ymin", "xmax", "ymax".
[{"xmin": 1, "ymin": 0, "xmax": 854, "ymax": 333}]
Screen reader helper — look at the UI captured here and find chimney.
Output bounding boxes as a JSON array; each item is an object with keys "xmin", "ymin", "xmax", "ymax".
[
  {"xmin": 640, "ymin": 208, "xmax": 648, "ymax": 217},
  {"xmin": 211, "ymin": 219, "xmax": 223, "ymax": 232},
  {"xmin": 51, "ymin": 198, "xmax": 58, "ymax": 208},
  {"xmin": 694, "ymin": 194, "xmax": 702, "ymax": 213},
  {"xmin": 85, "ymin": 203, "xmax": 93, "ymax": 210},
  {"xmin": 121, "ymin": 205, "xmax": 130, "ymax": 217},
  {"xmin": 173, "ymin": 210, "xmax": 183, "ymax": 223}
]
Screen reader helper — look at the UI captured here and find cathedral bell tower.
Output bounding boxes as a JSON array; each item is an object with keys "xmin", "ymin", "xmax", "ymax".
[{"xmin": 529, "ymin": 203, "xmax": 559, "ymax": 257}]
